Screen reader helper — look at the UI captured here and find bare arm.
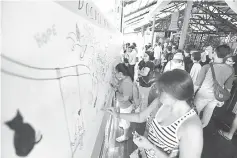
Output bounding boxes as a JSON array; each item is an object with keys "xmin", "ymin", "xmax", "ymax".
[
  {"xmin": 116, "ymin": 92, "xmax": 131, "ymax": 105},
  {"xmin": 120, "ymin": 98, "xmax": 159, "ymax": 123},
  {"xmin": 194, "ymin": 65, "xmax": 209, "ymax": 87},
  {"xmin": 225, "ymin": 68, "xmax": 235, "ymax": 91},
  {"xmin": 190, "ymin": 66, "xmax": 195, "ymax": 80},
  {"xmin": 107, "ymin": 98, "xmax": 160, "ymax": 123},
  {"xmin": 179, "ymin": 119, "xmax": 203, "ymax": 158}
]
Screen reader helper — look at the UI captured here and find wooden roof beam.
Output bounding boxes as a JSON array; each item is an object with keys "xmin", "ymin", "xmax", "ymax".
[
  {"xmin": 193, "ymin": 1, "xmax": 227, "ymax": 5},
  {"xmin": 125, "ymin": 17, "xmax": 144, "ymax": 26},
  {"xmin": 191, "ymin": 31, "xmax": 230, "ymax": 35},
  {"xmin": 124, "ymin": 1, "xmax": 157, "ymax": 17},
  {"xmin": 155, "ymin": 2, "xmax": 185, "ymax": 18},
  {"xmin": 124, "ymin": 0, "xmax": 138, "ymax": 7},
  {"xmin": 126, "ymin": 1, "xmax": 184, "ymax": 25},
  {"xmin": 124, "ymin": 11, "xmax": 149, "ymax": 23},
  {"xmin": 129, "ymin": 2, "xmax": 185, "ymax": 31},
  {"xmin": 192, "ymin": 12, "xmax": 237, "ymax": 16}
]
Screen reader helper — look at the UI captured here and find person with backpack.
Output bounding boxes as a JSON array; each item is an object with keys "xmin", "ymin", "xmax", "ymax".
[
  {"xmin": 110, "ymin": 63, "xmax": 136, "ymax": 142},
  {"xmin": 137, "ymin": 51, "xmax": 155, "ymax": 111},
  {"xmin": 194, "ymin": 45, "xmax": 235, "ymax": 128}
]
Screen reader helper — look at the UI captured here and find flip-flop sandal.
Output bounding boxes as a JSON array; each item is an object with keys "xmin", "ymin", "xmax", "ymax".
[
  {"xmin": 218, "ymin": 130, "xmax": 231, "ymax": 141},
  {"xmin": 116, "ymin": 135, "xmax": 129, "ymax": 143}
]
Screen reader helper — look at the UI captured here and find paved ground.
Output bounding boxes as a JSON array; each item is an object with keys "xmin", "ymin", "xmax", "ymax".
[{"xmin": 202, "ymin": 119, "xmax": 237, "ymax": 158}]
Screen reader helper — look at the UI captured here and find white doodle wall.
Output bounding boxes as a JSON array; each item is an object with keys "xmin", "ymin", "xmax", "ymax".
[{"xmin": 1, "ymin": 1, "xmax": 123, "ymax": 158}]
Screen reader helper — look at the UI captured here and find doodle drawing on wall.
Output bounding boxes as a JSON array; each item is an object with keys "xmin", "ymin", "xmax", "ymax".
[
  {"xmin": 66, "ymin": 24, "xmax": 87, "ymax": 59},
  {"xmin": 5, "ymin": 109, "xmax": 43, "ymax": 157},
  {"xmin": 57, "ymin": 64, "xmax": 100, "ymax": 153}
]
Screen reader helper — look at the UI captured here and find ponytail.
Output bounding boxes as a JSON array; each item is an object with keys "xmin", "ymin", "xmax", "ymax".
[{"xmin": 186, "ymin": 97, "xmax": 198, "ymax": 114}]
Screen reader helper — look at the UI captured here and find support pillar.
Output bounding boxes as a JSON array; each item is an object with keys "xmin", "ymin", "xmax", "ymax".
[
  {"xmin": 193, "ymin": 34, "xmax": 197, "ymax": 45},
  {"xmin": 141, "ymin": 26, "xmax": 145, "ymax": 37},
  {"xmin": 141, "ymin": 26, "xmax": 145, "ymax": 47},
  {"xmin": 151, "ymin": 16, "xmax": 156, "ymax": 47},
  {"xmin": 120, "ymin": 1, "xmax": 124, "ymax": 33},
  {"xmin": 178, "ymin": 0, "xmax": 193, "ymax": 49},
  {"xmin": 199, "ymin": 34, "xmax": 204, "ymax": 48}
]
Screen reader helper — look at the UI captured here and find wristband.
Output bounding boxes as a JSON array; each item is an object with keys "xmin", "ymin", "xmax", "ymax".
[
  {"xmin": 147, "ymin": 144, "xmax": 156, "ymax": 156},
  {"xmin": 148, "ymin": 148, "xmax": 155, "ymax": 156}
]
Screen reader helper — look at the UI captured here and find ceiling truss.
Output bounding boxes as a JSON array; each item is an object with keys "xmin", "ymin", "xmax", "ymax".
[{"xmin": 124, "ymin": 0, "xmax": 237, "ymax": 36}]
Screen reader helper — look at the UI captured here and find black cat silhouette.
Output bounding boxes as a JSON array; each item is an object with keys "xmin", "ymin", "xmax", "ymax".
[{"xmin": 5, "ymin": 109, "xmax": 42, "ymax": 157}]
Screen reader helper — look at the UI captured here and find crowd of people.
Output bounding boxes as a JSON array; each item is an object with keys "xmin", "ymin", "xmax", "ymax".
[{"xmin": 104, "ymin": 41, "xmax": 237, "ymax": 158}]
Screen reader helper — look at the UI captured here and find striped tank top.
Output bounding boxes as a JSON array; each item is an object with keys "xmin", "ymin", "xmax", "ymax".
[{"xmin": 145, "ymin": 108, "xmax": 196, "ymax": 158}]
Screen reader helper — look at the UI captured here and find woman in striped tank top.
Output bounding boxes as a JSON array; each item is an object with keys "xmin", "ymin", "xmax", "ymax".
[{"xmin": 106, "ymin": 69, "xmax": 203, "ymax": 158}]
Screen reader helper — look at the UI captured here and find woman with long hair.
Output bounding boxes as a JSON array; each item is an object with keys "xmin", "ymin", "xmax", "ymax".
[{"xmin": 106, "ymin": 69, "xmax": 203, "ymax": 158}]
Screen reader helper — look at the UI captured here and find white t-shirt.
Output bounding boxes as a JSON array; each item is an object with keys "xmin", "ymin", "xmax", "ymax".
[
  {"xmin": 120, "ymin": 49, "xmax": 125, "ymax": 62},
  {"xmin": 190, "ymin": 62, "xmax": 201, "ymax": 84},
  {"xmin": 129, "ymin": 50, "xmax": 137, "ymax": 65},
  {"xmin": 154, "ymin": 46, "xmax": 162, "ymax": 60},
  {"xmin": 164, "ymin": 60, "xmax": 185, "ymax": 72}
]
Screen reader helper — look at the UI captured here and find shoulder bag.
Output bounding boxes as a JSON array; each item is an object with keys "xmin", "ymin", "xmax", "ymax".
[{"xmin": 209, "ymin": 63, "xmax": 231, "ymax": 102}]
